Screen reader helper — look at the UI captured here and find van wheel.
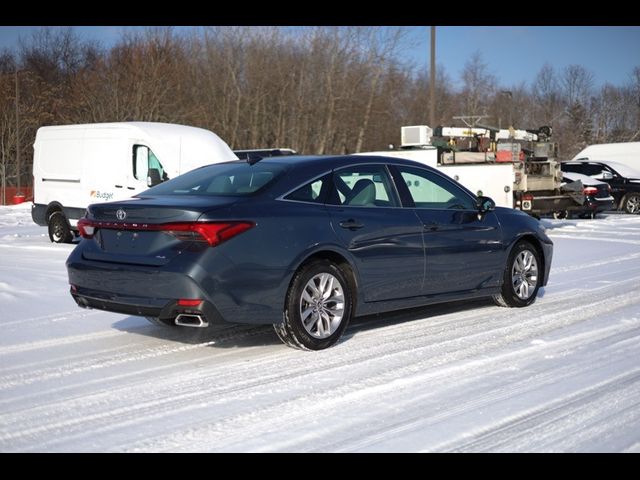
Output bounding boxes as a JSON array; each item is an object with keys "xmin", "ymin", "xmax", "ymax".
[{"xmin": 48, "ymin": 211, "xmax": 74, "ymax": 243}]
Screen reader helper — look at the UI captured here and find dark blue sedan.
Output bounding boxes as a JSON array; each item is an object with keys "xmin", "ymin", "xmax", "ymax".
[{"xmin": 67, "ymin": 155, "xmax": 553, "ymax": 350}]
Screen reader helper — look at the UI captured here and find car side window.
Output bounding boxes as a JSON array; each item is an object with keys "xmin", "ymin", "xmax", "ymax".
[
  {"xmin": 284, "ymin": 178, "xmax": 325, "ymax": 203},
  {"xmin": 561, "ymin": 163, "xmax": 582, "ymax": 174},
  {"xmin": 587, "ymin": 163, "xmax": 606, "ymax": 178},
  {"xmin": 395, "ymin": 166, "xmax": 476, "ymax": 210},
  {"xmin": 328, "ymin": 165, "xmax": 399, "ymax": 207}
]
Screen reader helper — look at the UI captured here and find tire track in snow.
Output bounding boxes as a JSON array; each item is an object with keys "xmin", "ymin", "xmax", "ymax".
[
  {"xmin": 320, "ymin": 325, "xmax": 640, "ymax": 453},
  {"xmin": 123, "ymin": 305, "xmax": 640, "ymax": 452},
  {"xmin": 4, "ymin": 277, "xmax": 639, "ymax": 452},
  {"xmin": 0, "ymin": 309, "xmax": 103, "ymax": 328},
  {"xmin": 0, "ymin": 325, "xmax": 273, "ymax": 392},
  {"xmin": 444, "ymin": 368, "xmax": 640, "ymax": 452}
]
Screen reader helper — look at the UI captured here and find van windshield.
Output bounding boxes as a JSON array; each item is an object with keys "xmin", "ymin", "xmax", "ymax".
[{"xmin": 140, "ymin": 162, "xmax": 289, "ymax": 197}]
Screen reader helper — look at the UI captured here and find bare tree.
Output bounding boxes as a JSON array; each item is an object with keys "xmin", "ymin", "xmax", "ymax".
[
  {"xmin": 460, "ymin": 51, "xmax": 497, "ymax": 118},
  {"xmin": 532, "ymin": 63, "xmax": 563, "ymax": 126}
]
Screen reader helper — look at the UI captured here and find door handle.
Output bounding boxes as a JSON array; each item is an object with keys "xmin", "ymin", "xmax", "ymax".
[
  {"xmin": 339, "ymin": 219, "xmax": 365, "ymax": 230},
  {"xmin": 127, "ymin": 187, "xmax": 136, "ymax": 190},
  {"xmin": 114, "ymin": 185, "xmax": 123, "ymax": 189},
  {"xmin": 423, "ymin": 222, "xmax": 439, "ymax": 232}
]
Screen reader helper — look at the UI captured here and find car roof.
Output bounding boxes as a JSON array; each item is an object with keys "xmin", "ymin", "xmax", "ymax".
[{"xmin": 232, "ymin": 154, "xmax": 436, "ymax": 169}]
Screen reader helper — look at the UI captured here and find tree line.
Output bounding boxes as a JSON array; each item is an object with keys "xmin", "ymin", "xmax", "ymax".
[{"xmin": 1, "ymin": 26, "xmax": 639, "ymax": 191}]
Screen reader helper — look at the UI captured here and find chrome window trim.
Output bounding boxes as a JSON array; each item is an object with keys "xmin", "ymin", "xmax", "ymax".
[{"xmin": 276, "ymin": 160, "xmax": 480, "ymax": 212}]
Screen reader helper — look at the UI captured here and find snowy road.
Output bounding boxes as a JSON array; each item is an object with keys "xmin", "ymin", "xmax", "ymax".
[{"xmin": 1, "ymin": 203, "xmax": 640, "ymax": 452}]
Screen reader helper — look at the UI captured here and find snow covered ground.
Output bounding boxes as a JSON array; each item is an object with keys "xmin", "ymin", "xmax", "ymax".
[{"xmin": 1, "ymin": 202, "xmax": 639, "ymax": 452}]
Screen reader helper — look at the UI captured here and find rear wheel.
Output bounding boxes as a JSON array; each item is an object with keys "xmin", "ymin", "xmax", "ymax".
[
  {"xmin": 623, "ymin": 193, "xmax": 640, "ymax": 214},
  {"xmin": 274, "ymin": 260, "xmax": 352, "ymax": 350},
  {"xmin": 493, "ymin": 241, "xmax": 541, "ymax": 308},
  {"xmin": 48, "ymin": 211, "xmax": 74, "ymax": 243},
  {"xmin": 552, "ymin": 210, "xmax": 568, "ymax": 220}
]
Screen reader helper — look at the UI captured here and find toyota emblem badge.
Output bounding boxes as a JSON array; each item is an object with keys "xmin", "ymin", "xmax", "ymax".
[{"xmin": 116, "ymin": 209, "xmax": 127, "ymax": 221}]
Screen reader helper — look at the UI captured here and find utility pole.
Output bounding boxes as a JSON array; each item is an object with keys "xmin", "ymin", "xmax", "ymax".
[
  {"xmin": 15, "ymin": 68, "xmax": 20, "ymax": 195},
  {"xmin": 430, "ymin": 26, "xmax": 436, "ymax": 127},
  {"xmin": 500, "ymin": 90, "xmax": 513, "ymax": 128}
]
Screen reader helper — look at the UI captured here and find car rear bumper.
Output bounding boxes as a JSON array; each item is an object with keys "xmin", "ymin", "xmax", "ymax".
[
  {"xmin": 564, "ymin": 196, "xmax": 615, "ymax": 216},
  {"xmin": 66, "ymin": 246, "xmax": 289, "ymax": 326},
  {"xmin": 588, "ymin": 196, "xmax": 615, "ymax": 213},
  {"xmin": 70, "ymin": 285, "xmax": 224, "ymax": 324}
]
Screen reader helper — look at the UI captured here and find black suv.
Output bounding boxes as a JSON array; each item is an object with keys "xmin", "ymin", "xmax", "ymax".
[{"xmin": 560, "ymin": 160, "xmax": 640, "ymax": 214}]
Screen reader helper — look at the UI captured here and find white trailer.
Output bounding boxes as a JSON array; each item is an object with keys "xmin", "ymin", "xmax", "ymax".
[{"xmin": 32, "ymin": 122, "xmax": 237, "ymax": 243}]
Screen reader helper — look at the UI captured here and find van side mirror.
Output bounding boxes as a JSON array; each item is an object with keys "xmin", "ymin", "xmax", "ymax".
[
  {"xmin": 147, "ymin": 168, "xmax": 162, "ymax": 187},
  {"xmin": 477, "ymin": 195, "xmax": 496, "ymax": 213}
]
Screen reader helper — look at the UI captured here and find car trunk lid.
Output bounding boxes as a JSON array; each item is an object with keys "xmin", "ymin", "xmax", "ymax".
[{"xmin": 81, "ymin": 195, "xmax": 238, "ymax": 266}]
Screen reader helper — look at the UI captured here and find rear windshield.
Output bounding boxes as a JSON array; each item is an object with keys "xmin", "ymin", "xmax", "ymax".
[{"xmin": 142, "ymin": 162, "xmax": 289, "ymax": 197}]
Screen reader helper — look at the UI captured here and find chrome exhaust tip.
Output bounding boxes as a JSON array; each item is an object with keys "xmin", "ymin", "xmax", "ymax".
[{"xmin": 175, "ymin": 314, "xmax": 209, "ymax": 328}]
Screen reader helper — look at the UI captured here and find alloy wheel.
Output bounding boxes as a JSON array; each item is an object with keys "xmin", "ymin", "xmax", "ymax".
[
  {"xmin": 512, "ymin": 250, "xmax": 539, "ymax": 300},
  {"xmin": 299, "ymin": 273, "xmax": 345, "ymax": 339}
]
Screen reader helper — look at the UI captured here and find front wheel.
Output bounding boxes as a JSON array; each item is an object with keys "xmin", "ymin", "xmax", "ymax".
[
  {"xmin": 274, "ymin": 260, "xmax": 353, "ymax": 350},
  {"xmin": 48, "ymin": 211, "xmax": 74, "ymax": 243},
  {"xmin": 623, "ymin": 193, "xmax": 640, "ymax": 214},
  {"xmin": 493, "ymin": 241, "xmax": 542, "ymax": 308}
]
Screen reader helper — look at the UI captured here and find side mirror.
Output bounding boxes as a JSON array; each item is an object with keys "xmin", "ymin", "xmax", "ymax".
[
  {"xmin": 600, "ymin": 171, "xmax": 614, "ymax": 180},
  {"xmin": 147, "ymin": 168, "xmax": 163, "ymax": 187},
  {"xmin": 477, "ymin": 195, "xmax": 496, "ymax": 213}
]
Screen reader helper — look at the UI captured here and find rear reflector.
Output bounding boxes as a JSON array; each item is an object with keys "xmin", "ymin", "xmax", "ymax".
[
  {"xmin": 177, "ymin": 299, "xmax": 202, "ymax": 307},
  {"xmin": 76, "ymin": 219, "xmax": 255, "ymax": 246}
]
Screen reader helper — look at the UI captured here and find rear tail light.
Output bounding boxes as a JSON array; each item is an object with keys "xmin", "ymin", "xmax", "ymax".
[
  {"xmin": 77, "ymin": 218, "xmax": 95, "ymax": 239},
  {"xmin": 177, "ymin": 299, "xmax": 202, "ymax": 307},
  {"xmin": 583, "ymin": 187, "xmax": 598, "ymax": 196},
  {"xmin": 522, "ymin": 193, "xmax": 534, "ymax": 201},
  {"xmin": 76, "ymin": 220, "xmax": 255, "ymax": 246}
]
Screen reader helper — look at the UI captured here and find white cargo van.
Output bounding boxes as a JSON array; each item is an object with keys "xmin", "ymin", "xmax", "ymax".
[
  {"xmin": 32, "ymin": 122, "xmax": 238, "ymax": 243},
  {"xmin": 572, "ymin": 142, "xmax": 640, "ymax": 169}
]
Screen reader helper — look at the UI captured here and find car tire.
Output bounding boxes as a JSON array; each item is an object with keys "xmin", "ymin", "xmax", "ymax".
[
  {"xmin": 623, "ymin": 193, "xmax": 640, "ymax": 214},
  {"xmin": 48, "ymin": 211, "xmax": 74, "ymax": 244},
  {"xmin": 552, "ymin": 210, "xmax": 568, "ymax": 220},
  {"xmin": 274, "ymin": 259, "xmax": 353, "ymax": 351},
  {"xmin": 493, "ymin": 241, "xmax": 542, "ymax": 308}
]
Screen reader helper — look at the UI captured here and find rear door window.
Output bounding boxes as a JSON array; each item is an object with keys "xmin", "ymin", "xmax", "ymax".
[
  {"xmin": 284, "ymin": 177, "xmax": 327, "ymax": 203},
  {"xmin": 328, "ymin": 165, "xmax": 399, "ymax": 207}
]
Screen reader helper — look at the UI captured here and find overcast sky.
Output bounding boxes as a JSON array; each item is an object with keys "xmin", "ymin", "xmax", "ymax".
[{"xmin": 1, "ymin": 26, "xmax": 639, "ymax": 89}]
